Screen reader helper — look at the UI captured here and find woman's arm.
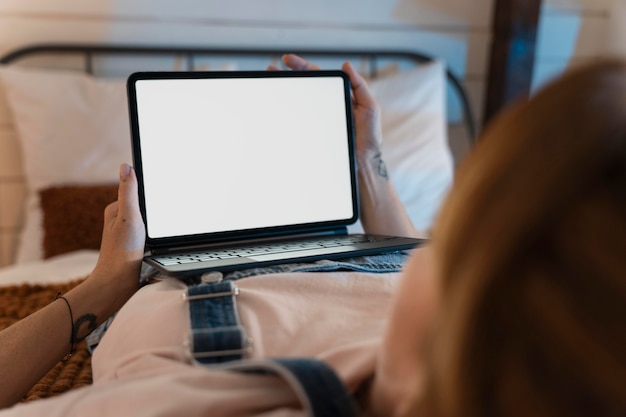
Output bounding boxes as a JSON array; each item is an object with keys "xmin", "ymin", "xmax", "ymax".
[
  {"xmin": 356, "ymin": 148, "xmax": 420, "ymax": 238},
  {"xmin": 276, "ymin": 55, "xmax": 422, "ymax": 238},
  {"xmin": 0, "ymin": 163, "xmax": 146, "ymax": 409}
]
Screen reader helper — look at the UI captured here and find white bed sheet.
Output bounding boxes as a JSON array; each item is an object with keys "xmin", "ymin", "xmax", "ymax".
[{"xmin": 0, "ymin": 250, "xmax": 98, "ymax": 286}]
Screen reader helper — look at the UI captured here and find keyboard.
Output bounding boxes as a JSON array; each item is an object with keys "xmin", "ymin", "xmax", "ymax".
[{"xmin": 153, "ymin": 234, "xmax": 390, "ymax": 266}]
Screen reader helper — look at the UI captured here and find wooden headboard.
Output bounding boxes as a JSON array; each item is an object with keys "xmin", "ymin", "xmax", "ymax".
[{"xmin": 484, "ymin": 0, "xmax": 542, "ymax": 125}]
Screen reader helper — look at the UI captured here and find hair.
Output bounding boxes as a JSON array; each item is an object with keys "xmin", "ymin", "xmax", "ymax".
[{"xmin": 413, "ymin": 60, "xmax": 626, "ymax": 417}]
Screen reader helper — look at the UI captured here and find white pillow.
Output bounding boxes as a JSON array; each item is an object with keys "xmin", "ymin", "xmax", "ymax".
[
  {"xmin": 0, "ymin": 66, "xmax": 131, "ymax": 263},
  {"xmin": 0, "ymin": 61, "xmax": 451, "ymax": 263}
]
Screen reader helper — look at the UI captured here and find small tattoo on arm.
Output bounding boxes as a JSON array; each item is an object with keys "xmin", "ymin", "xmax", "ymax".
[
  {"xmin": 73, "ymin": 314, "xmax": 98, "ymax": 343},
  {"xmin": 373, "ymin": 152, "xmax": 389, "ymax": 180}
]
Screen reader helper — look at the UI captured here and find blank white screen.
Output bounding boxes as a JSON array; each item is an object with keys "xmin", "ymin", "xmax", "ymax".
[{"xmin": 134, "ymin": 75, "xmax": 355, "ymax": 239}]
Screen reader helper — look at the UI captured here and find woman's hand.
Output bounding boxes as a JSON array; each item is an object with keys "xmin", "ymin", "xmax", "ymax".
[
  {"xmin": 270, "ymin": 54, "xmax": 383, "ymax": 162},
  {"xmin": 91, "ymin": 163, "xmax": 146, "ymax": 308}
]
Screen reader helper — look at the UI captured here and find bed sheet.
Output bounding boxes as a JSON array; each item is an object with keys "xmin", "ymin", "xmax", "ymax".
[{"xmin": 0, "ymin": 250, "xmax": 98, "ymax": 286}]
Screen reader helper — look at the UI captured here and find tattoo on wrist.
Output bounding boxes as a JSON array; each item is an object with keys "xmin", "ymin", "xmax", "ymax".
[
  {"xmin": 73, "ymin": 314, "xmax": 98, "ymax": 343},
  {"xmin": 373, "ymin": 152, "xmax": 389, "ymax": 180}
]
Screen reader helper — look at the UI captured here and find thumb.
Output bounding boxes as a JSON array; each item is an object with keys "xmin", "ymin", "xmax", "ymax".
[{"xmin": 117, "ymin": 163, "xmax": 141, "ymax": 218}]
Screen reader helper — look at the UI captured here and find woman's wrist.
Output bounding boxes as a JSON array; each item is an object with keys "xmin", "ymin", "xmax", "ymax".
[
  {"xmin": 64, "ymin": 263, "xmax": 140, "ymax": 339},
  {"xmin": 357, "ymin": 147, "xmax": 388, "ymax": 179}
]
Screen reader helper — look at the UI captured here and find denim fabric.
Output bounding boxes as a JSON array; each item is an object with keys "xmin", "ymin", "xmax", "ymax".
[
  {"xmin": 222, "ymin": 251, "xmax": 410, "ymax": 280},
  {"xmin": 85, "ymin": 315, "xmax": 114, "ymax": 353},
  {"xmin": 225, "ymin": 358, "xmax": 357, "ymax": 417},
  {"xmin": 271, "ymin": 358, "xmax": 357, "ymax": 417},
  {"xmin": 186, "ymin": 280, "xmax": 248, "ymax": 364}
]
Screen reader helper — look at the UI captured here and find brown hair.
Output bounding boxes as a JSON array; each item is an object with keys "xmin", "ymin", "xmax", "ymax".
[{"xmin": 418, "ymin": 60, "xmax": 626, "ymax": 417}]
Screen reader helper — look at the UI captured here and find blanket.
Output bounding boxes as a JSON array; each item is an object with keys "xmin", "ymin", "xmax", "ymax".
[{"xmin": 0, "ymin": 280, "xmax": 92, "ymax": 402}]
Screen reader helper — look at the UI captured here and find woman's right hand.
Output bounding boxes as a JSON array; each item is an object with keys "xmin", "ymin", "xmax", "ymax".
[{"xmin": 269, "ymin": 54, "xmax": 384, "ymax": 163}]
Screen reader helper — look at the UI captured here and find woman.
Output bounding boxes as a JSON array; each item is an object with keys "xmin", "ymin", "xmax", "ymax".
[
  {"xmin": 1, "ymin": 57, "xmax": 624, "ymax": 416},
  {"xmin": 392, "ymin": 58, "xmax": 626, "ymax": 417}
]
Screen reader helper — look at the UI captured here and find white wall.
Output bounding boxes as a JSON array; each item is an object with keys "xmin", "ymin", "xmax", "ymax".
[
  {"xmin": 534, "ymin": 0, "xmax": 621, "ymax": 91},
  {"xmin": 606, "ymin": 0, "xmax": 626, "ymax": 57}
]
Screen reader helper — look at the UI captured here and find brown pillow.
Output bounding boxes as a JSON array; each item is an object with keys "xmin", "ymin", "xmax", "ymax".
[{"xmin": 39, "ymin": 184, "xmax": 118, "ymax": 259}]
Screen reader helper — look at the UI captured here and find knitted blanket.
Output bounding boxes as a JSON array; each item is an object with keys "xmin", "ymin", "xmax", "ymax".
[{"xmin": 0, "ymin": 280, "xmax": 92, "ymax": 402}]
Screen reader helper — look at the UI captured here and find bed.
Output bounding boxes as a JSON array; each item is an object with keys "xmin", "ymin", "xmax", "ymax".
[{"xmin": 0, "ymin": 43, "xmax": 477, "ymax": 401}]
